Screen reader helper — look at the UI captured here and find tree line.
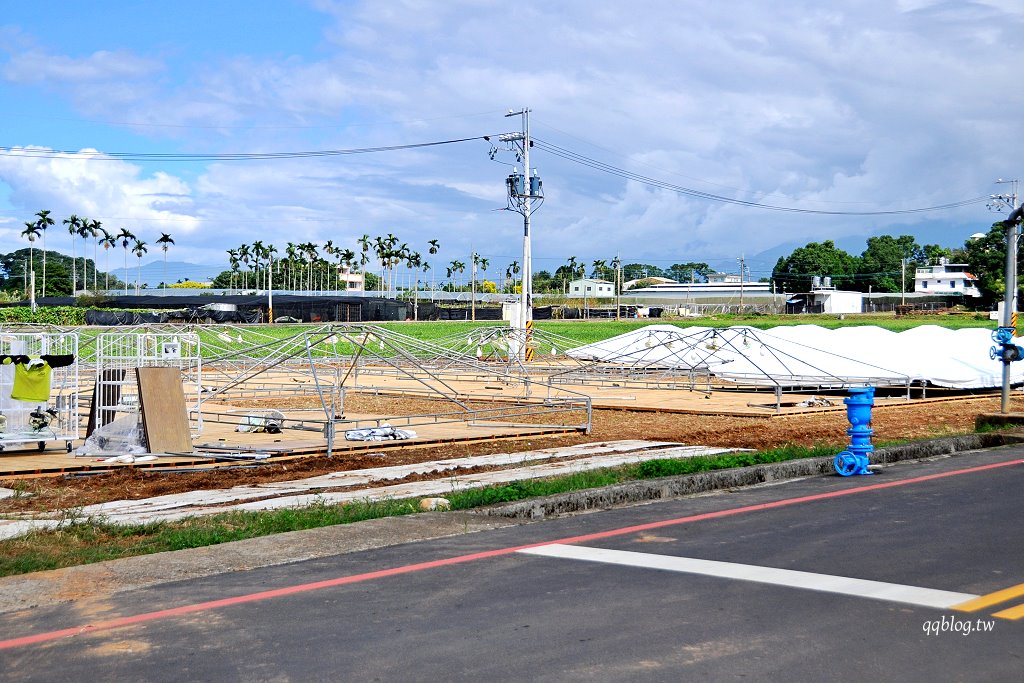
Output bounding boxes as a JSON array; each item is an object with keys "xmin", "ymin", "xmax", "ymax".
[
  {"xmin": 5, "ymin": 209, "xmax": 173, "ymax": 297},
  {"xmin": 771, "ymin": 225, "xmax": 1018, "ymax": 305},
  {"xmin": 11, "ymin": 208, "xmax": 1017, "ymax": 306}
]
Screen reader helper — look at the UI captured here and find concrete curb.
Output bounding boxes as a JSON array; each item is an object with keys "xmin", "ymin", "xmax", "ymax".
[
  {"xmin": 480, "ymin": 432, "xmax": 1023, "ymax": 520},
  {"xmin": 0, "ymin": 512, "xmax": 514, "ymax": 615}
]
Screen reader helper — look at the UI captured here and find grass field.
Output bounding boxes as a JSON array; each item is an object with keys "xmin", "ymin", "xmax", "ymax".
[{"xmin": 57, "ymin": 311, "xmax": 998, "ymax": 361}]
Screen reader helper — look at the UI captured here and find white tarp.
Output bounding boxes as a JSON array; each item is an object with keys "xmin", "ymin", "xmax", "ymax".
[{"xmin": 566, "ymin": 324, "xmax": 1024, "ymax": 389}]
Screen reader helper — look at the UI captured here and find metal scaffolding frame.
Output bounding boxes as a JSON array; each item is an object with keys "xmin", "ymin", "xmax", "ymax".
[
  {"xmin": 0, "ymin": 329, "xmax": 80, "ymax": 452},
  {"xmin": 69, "ymin": 323, "xmax": 592, "ymax": 455},
  {"xmin": 90, "ymin": 331, "xmax": 203, "ymax": 439}
]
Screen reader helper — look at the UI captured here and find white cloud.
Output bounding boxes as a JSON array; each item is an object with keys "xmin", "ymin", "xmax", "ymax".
[
  {"xmin": 0, "ymin": 147, "xmax": 200, "ymax": 249},
  {"xmin": 3, "ymin": 49, "xmax": 161, "ymax": 83}
]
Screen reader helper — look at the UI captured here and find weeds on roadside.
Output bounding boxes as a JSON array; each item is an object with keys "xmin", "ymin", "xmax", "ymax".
[{"xmin": 0, "ymin": 442, "xmax": 905, "ymax": 577}]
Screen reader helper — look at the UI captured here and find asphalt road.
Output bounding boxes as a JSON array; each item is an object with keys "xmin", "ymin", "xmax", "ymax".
[{"xmin": 2, "ymin": 447, "xmax": 1023, "ymax": 682}]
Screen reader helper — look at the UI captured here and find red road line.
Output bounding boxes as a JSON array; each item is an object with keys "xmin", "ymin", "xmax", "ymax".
[{"xmin": 2, "ymin": 457, "xmax": 1021, "ymax": 650}]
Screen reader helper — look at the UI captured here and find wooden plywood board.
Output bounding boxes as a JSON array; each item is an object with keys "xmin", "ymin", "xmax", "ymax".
[{"xmin": 136, "ymin": 367, "xmax": 193, "ymax": 453}]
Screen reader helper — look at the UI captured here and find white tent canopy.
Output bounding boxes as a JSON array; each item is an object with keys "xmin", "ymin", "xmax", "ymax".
[{"xmin": 566, "ymin": 324, "xmax": 1023, "ymax": 389}]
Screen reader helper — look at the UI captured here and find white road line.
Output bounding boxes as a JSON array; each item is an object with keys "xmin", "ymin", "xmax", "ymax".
[{"xmin": 519, "ymin": 544, "xmax": 978, "ymax": 610}]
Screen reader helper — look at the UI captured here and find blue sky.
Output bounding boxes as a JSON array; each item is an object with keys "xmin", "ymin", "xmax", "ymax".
[{"xmin": 1, "ymin": 0, "xmax": 1022, "ymax": 282}]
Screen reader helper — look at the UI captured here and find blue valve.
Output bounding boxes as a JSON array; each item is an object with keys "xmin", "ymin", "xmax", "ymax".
[
  {"xmin": 990, "ymin": 327, "xmax": 1023, "ymax": 363},
  {"xmin": 834, "ymin": 386, "xmax": 875, "ymax": 476}
]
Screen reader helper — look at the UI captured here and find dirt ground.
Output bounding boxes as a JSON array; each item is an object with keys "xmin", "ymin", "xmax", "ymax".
[{"xmin": 1, "ymin": 391, "xmax": 1019, "ymax": 513}]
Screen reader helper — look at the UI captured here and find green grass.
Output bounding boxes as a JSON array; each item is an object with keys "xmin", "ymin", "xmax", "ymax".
[
  {"xmin": 24, "ymin": 313, "xmax": 997, "ymax": 363},
  {"xmin": 0, "ymin": 443, "xmax": 839, "ymax": 577},
  {"xmin": 0, "ymin": 498, "xmax": 421, "ymax": 577},
  {"xmin": 198, "ymin": 315, "xmax": 999, "ymax": 359}
]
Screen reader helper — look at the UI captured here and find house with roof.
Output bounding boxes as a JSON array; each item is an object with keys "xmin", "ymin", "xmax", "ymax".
[
  {"xmin": 914, "ymin": 258, "xmax": 980, "ymax": 297},
  {"xmin": 566, "ymin": 278, "xmax": 615, "ymax": 298}
]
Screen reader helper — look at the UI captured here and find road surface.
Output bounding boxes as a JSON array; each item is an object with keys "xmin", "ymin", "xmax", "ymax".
[{"xmin": 1, "ymin": 447, "xmax": 1022, "ymax": 681}]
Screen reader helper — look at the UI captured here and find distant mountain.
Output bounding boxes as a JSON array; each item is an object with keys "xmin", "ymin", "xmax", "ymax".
[
  {"xmin": 109, "ymin": 260, "xmax": 222, "ymax": 289},
  {"xmin": 747, "ymin": 243, "xmax": 797, "ymax": 280}
]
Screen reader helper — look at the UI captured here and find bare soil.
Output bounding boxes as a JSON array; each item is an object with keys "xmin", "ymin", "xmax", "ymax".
[{"xmin": 0, "ymin": 392, "xmax": 1017, "ymax": 513}]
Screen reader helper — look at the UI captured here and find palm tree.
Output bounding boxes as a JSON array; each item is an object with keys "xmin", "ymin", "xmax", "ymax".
[
  {"xmin": 386, "ymin": 235, "xmax": 401, "ymax": 294},
  {"xmin": 422, "ymin": 261, "xmax": 433, "ymax": 300},
  {"xmin": 322, "ymin": 240, "xmax": 336, "ymax": 290},
  {"xmin": 283, "ymin": 243, "xmax": 296, "ymax": 290},
  {"xmin": 357, "ymin": 234, "xmax": 371, "ymax": 262},
  {"xmin": 470, "ymin": 252, "xmax": 488, "ymax": 320},
  {"xmin": 251, "ymin": 240, "xmax": 265, "ymax": 291},
  {"xmin": 100, "ymin": 230, "xmax": 117, "ymax": 290},
  {"xmin": 428, "ymin": 239, "xmax": 440, "ymax": 256},
  {"xmin": 132, "ymin": 239, "xmax": 148, "ymax": 295},
  {"xmin": 564, "ymin": 256, "xmax": 579, "ymax": 293},
  {"xmin": 506, "ymin": 260, "xmax": 521, "ymax": 293},
  {"xmin": 75, "ymin": 219, "xmax": 92, "ymax": 293},
  {"xmin": 155, "ymin": 233, "xmax": 175, "ymax": 289},
  {"xmin": 226, "ymin": 249, "xmax": 240, "ymax": 292},
  {"xmin": 63, "ymin": 215, "xmax": 81, "ymax": 293},
  {"xmin": 20, "ymin": 221, "xmax": 40, "ymax": 298},
  {"xmin": 116, "ymin": 228, "xmax": 135, "ymax": 294},
  {"xmin": 447, "ymin": 260, "xmax": 465, "ymax": 291},
  {"xmin": 391, "ymin": 241, "xmax": 409, "ymax": 294},
  {"xmin": 237, "ymin": 244, "xmax": 251, "ymax": 290},
  {"xmin": 301, "ymin": 242, "xmax": 318, "ymax": 292},
  {"xmin": 88, "ymin": 220, "xmax": 103, "ymax": 292},
  {"xmin": 405, "ymin": 251, "xmax": 423, "ymax": 318},
  {"xmin": 372, "ymin": 236, "xmax": 387, "ymax": 293},
  {"xmin": 34, "ymin": 210, "xmax": 54, "ymax": 297},
  {"xmin": 356, "ymin": 236, "xmax": 371, "ymax": 271},
  {"xmin": 336, "ymin": 248, "xmax": 355, "ymax": 290}
]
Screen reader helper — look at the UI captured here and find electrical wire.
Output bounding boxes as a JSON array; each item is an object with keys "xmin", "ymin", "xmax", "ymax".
[
  {"xmin": 0, "ymin": 136, "xmax": 488, "ymax": 162},
  {"xmin": 532, "ymin": 138, "xmax": 988, "ymax": 216},
  {"xmin": 0, "ymin": 131, "xmax": 989, "ymax": 217}
]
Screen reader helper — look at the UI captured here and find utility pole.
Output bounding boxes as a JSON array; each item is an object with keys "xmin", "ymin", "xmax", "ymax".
[
  {"xmin": 499, "ymin": 108, "xmax": 544, "ymax": 359},
  {"xmin": 613, "ymin": 255, "xmax": 622, "ymax": 321},
  {"xmin": 737, "ymin": 254, "xmax": 745, "ymax": 314},
  {"xmin": 990, "ymin": 179, "xmax": 1020, "ymax": 413},
  {"xmin": 470, "ymin": 250, "xmax": 477, "ymax": 322},
  {"xmin": 267, "ymin": 251, "xmax": 274, "ymax": 324},
  {"xmin": 901, "ymin": 258, "xmax": 907, "ymax": 305}
]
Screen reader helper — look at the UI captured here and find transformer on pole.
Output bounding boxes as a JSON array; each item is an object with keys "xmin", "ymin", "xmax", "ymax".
[{"xmin": 498, "ymin": 109, "xmax": 545, "ymax": 359}]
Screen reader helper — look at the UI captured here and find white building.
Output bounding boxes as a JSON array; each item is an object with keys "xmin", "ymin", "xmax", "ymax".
[
  {"xmin": 567, "ymin": 278, "xmax": 615, "ymax": 298},
  {"xmin": 622, "ymin": 279, "xmax": 771, "ymax": 299},
  {"xmin": 810, "ymin": 289, "xmax": 863, "ymax": 314},
  {"xmin": 622, "ymin": 276, "xmax": 676, "ymax": 289},
  {"xmin": 914, "ymin": 259, "xmax": 980, "ymax": 297},
  {"xmin": 338, "ymin": 270, "xmax": 365, "ymax": 291}
]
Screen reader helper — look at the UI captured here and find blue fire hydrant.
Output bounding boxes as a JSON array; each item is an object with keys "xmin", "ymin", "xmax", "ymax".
[{"xmin": 834, "ymin": 386, "xmax": 875, "ymax": 476}]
